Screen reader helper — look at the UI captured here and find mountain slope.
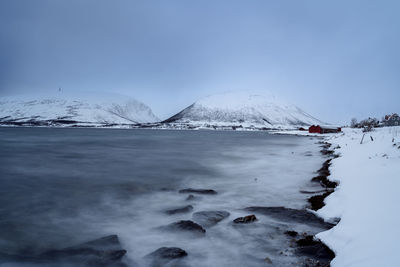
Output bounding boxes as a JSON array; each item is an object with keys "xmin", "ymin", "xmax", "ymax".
[
  {"xmin": 164, "ymin": 92, "xmax": 323, "ymax": 129},
  {"xmin": 0, "ymin": 91, "xmax": 159, "ymax": 126}
]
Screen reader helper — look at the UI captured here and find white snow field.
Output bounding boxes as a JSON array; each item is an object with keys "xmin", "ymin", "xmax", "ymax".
[
  {"xmin": 317, "ymin": 127, "xmax": 400, "ymax": 267},
  {"xmin": 164, "ymin": 91, "xmax": 324, "ymax": 129},
  {"xmin": 0, "ymin": 91, "xmax": 159, "ymax": 125}
]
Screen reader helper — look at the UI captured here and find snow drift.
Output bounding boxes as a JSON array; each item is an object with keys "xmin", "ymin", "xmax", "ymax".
[
  {"xmin": 316, "ymin": 127, "xmax": 400, "ymax": 267},
  {"xmin": 0, "ymin": 91, "xmax": 159, "ymax": 126},
  {"xmin": 164, "ymin": 91, "xmax": 323, "ymax": 129}
]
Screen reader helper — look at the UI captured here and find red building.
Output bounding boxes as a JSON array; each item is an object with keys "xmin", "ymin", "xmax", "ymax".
[{"xmin": 309, "ymin": 125, "xmax": 341, "ymax": 134}]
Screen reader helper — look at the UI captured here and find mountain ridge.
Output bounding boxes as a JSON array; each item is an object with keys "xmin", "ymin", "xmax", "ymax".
[
  {"xmin": 0, "ymin": 91, "xmax": 159, "ymax": 127},
  {"xmin": 163, "ymin": 92, "xmax": 324, "ymax": 129}
]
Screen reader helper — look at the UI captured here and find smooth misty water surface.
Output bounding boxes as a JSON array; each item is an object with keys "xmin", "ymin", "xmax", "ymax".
[{"xmin": 0, "ymin": 128, "xmax": 325, "ymax": 266}]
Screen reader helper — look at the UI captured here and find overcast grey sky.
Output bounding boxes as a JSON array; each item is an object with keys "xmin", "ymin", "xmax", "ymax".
[{"xmin": 0, "ymin": 0, "xmax": 399, "ymax": 123}]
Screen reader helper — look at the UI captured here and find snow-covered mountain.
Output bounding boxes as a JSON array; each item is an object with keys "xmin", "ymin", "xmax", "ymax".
[
  {"xmin": 0, "ymin": 91, "xmax": 159, "ymax": 126},
  {"xmin": 164, "ymin": 91, "xmax": 323, "ymax": 129}
]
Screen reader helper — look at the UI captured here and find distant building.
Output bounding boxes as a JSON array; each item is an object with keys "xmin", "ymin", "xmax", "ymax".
[
  {"xmin": 309, "ymin": 125, "xmax": 342, "ymax": 134},
  {"xmin": 357, "ymin": 117, "xmax": 379, "ymax": 128},
  {"xmin": 384, "ymin": 113, "xmax": 400, "ymax": 126}
]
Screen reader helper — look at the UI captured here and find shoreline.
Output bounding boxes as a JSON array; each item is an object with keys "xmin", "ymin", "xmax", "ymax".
[{"xmin": 312, "ymin": 127, "xmax": 399, "ymax": 267}]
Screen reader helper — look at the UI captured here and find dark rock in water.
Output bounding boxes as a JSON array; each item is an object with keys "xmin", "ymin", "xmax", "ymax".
[
  {"xmin": 192, "ymin": 211, "xmax": 230, "ymax": 227},
  {"xmin": 179, "ymin": 188, "xmax": 217, "ymax": 195},
  {"xmin": 245, "ymin": 207, "xmax": 334, "ymax": 230},
  {"xmin": 165, "ymin": 205, "xmax": 193, "ymax": 215},
  {"xmin": 312, "ymin": 176, "xmax": 338, "ymax": 189},
  {"xmin": 311, "ymin": 158, "xmax": 338, "ymax": 189},
  {"xmin": 146, "ymin": 247, "xmax": 188, "ymax": 259},
  {"xmin": 308, "ymin": 191, "xmax": 333, "ymax": 211},
  {"xmin": 0, "ymin": 235, "xmax": 128, "ymax": 266},
  {"xmin": 185, "ymin": 194, "xmax": 195, "ymax": 201},
  {"xmin": 76, "ymin": 235, "xmax": 121, "ymax": 249},
  {"xmin": 321, "ymin": 149, "xmax": 334, "ymax": 156},
  {"xmin": 284, "ymin": 230, "xmax": 298, "ymax": 237},
  {"xmin": 318, "ymin": 142, "xmax": 331, "ymax": 149},
  {"xmin": 317, "ymin": 159, "xmax": 332, "ymax": 177},
  {"xmin": 160, "ymin": 187, "xmax": 174, "ymax": 192},
  {"xmin": 295, "ymin": 235, "xmax": 335, "ymax": 263},
  {"xmin": 163, "ymin": 220, "xmax": 206, "ymax": 235},
  {"xmin": 264, "ymin": 257, "xmax": 272, "ymax": 264},
  {"xmin": 145, "ymin": 247, "xmax": 187, "ymax": 266},
  {"xmin": 233, "ymin": 215, "xmax": 257, "ymax": 224}
]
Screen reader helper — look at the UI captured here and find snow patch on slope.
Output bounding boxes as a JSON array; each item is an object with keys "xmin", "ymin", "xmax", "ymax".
[{"xmin": 0, "ymin": 91, "xmax": 159, "ymax": 125}]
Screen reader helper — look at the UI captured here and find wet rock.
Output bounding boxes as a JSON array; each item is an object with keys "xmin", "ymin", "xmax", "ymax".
[
  {"xmin": 179, "ymin": 188, "xmax": 217, "ymax": 195},
  {"xmin": 295, "ymin": 235, "xmax": 335, "ymax": 264},
  {"xmin": 165, "ymin": 205, "xmax": 193, "ymax": 215},
  {"xmin": 311, "ymin": 159, "xmax": 338, "ymax": 189},
  {"xmin": 185, "ymin": 194, "xmax": 195, "ymax": 201},
  {"xmin": 192, "ymin": 211, "xmax": 230, "ymax": 227},
  {"xmin": 318, "ymin": 142, "xmax": 331, "ymax": 149},
  {"xmin": 308, "ymin": 191, "xmax": 333, "ymax": 211},
  {"xmin": 233, "ymin": 214, "xmax": 257, "ymax": 224},
  {"xmin": 146, "ymin": 247, "xmax": 187, "ymax": 259},
  {"xmin": 76, "ymin": 235, "xmax": 121, "ymax": 248},
  {"xmin": 145, "ymin": 247, "xmax": 187, "ymax": 267},
  {"xmin": 264, "ymin": 257, "xmax": 272, "ymax": 264},
  {"xmin": 317, "ymin": 159, "xmax": 332, "ymax": 177},
  {"xmin": 162, "ymin": 220, "xmax": 206, "ymax": 235},
  {"xmin": 321, "ymin": 149, "xmax": 334, "ymax": 156},
  {"xmin": 245, "ymin": 207, "xmax": 334, "ymax": 230},
  {"xmin": 311, "ymin": 176, "xmax": 337, "ymax": 189},
  {"xmin": 284, "ymin": 230, "xmax": 298, "ymax": 237}
]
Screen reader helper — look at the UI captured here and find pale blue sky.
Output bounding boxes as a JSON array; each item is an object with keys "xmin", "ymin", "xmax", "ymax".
[{"xmin": 0, "ymin": 0, "xmax": 399, "ymax": 123}]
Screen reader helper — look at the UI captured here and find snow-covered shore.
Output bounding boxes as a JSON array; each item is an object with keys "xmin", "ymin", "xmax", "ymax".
[{"xmin": 316, "ymin": 127, "xmax": 400, "ymax": 266}]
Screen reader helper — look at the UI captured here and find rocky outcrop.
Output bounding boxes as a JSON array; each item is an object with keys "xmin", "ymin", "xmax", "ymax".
[
  {"xmin": 161, "ymin": 220, "xmax": 206, "ymax": 236},
  {"xmin": 165, "ymin": 205, "xmax": 194, "ymax": 215},
  {"xmin": 145, "ymin": 247, "xmax": 188, "ymax": 266},
  {"xmin": 245, "ymin": 207, "xmax": 333, "ymax": 230},
  {"xmin": 192, "ymin": 211, "xmax": 230, "ymax": 227},
  {"xmin": 146, "ymin": 247, "xmax": 187, "ymax": 259},
  {"xmin": 233, "ymin": 215, "xmax": 257, "ymax": 224}
]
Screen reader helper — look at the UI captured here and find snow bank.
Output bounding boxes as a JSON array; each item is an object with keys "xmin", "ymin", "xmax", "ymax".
[{"xmin": 317, "ymin": 127, "xmax": 400, "ymax": 267}]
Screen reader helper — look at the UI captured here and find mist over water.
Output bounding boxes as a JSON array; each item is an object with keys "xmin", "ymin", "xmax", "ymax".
[{"xmin": 0, "ymin": 128, "xmax": 325, "ymax": 266}]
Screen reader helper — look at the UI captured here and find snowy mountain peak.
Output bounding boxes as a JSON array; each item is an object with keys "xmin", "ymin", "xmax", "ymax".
[
  {"xmin": 165, "ymin": 91, "xmax": 323, "ymax": 128},
  {"xmin": 0, "ymin": 91, "xmax": 159, "ymax": 126}
]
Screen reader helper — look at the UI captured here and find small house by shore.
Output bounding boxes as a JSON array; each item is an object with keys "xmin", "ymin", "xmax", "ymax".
[
  {"xmin": 309, "ymin": 125, "xmax": 342, "ymax": 134},
  {"xmin": 383, "ymin": 113, "xmax": 399, "ymax": 126}
]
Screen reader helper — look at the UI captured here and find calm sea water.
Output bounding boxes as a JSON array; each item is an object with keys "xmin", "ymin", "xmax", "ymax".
[{"xmin": 0, "ymin": 128, "xmax": 325, "ymax": 266}]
